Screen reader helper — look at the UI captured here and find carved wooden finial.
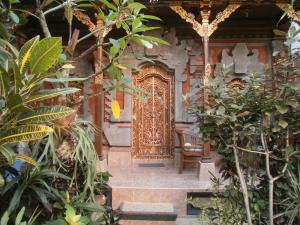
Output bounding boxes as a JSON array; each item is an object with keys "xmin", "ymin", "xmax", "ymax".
[
  {"xmin": 73, "ymin": 10, "xmax": 96, "ymax": 32},
  {"xmin": 170, "ymin": 3, "xmax": 240, "ymax": 38},
  {"xmin": 276, "ymin": 3, "xmax": 300, "ymax": 23}
]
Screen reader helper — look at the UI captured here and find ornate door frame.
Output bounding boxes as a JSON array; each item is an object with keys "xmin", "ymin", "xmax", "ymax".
[{"xmin": 132, "ymin": 64, "xmax": 175, "ymax": 159}]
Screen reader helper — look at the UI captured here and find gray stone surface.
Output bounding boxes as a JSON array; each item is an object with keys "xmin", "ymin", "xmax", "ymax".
[
  {"xmin": 120, "ymin": 202, "xmax": 175, "ymax": 213},
  {"xmin": 214, "ymin": 43, "xmax": 265, "ymax": 86},
  {"xmin": 198, "ymin": 161, "xmax": 216, "ymax": 185},
  {"xmin": 232, "ymin": 43, "xmax": 249, "ymax": 74},
  {"xmin": 176, "ymin": 216, "xmax": 200, "ymax": 225},
  {"xmin": 103, "ymin": 123, "xmax": 131, "ymax": 146},
  {"xmin": 272, "ymin": 40, "xmax": 286, "ymax": 57},
  {"xmin": 83, "ymin": 79, "xmax": 92, "ymax": 121}
]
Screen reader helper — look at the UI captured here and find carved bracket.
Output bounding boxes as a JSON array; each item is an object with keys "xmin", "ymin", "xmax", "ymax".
[
  {"xmin": 170, "ymin": 3, "xmax": 240, "ymax": 38},
  {"xmin": 276, "ymin": 3, "xmax": 300, "ymax": 23},
  {"xmin": 170, "ymin": 6, "xmax": 205, "ymax": 37},
  {"xmin": 73, "ymin": 11, "xmax": 114, "ymax": 38},
  {"xmin": 208, "ymin": 4, "xmax": 240, "ymax": 36}
]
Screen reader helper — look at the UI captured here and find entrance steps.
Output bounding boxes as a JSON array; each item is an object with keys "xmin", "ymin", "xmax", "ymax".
[
  {"xmin": 112, "ymin": 186, "xmax": 212, "ymax": 216},
  {"xmin": 119, "ymin": 216, "xmax": 200, "ymax": 225},
  {"xmin": 119, "ymin": 202, "xmax": 177, "ymax": 221},
  {"xmin": 107, "ymin": 157, "xmax": 224, "ymax": 224}
]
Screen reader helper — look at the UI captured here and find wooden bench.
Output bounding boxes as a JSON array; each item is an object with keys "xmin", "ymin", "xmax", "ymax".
[{"xmin": 176, "ymin": 129, "xmax": 207, "ymax": 174}]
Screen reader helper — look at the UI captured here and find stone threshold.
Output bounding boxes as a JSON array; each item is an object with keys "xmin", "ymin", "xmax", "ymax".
[{"xmin": 119, "ymin": 202, "xmax": 177, "ymax": 221}]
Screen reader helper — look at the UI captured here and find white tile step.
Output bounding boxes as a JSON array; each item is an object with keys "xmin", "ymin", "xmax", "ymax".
[{"xmin": 119, "ymin": 202, "xmax": 177, "ymax": 221}]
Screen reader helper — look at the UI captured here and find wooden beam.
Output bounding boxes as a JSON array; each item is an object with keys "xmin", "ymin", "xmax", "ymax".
[
  {"xmin": 199, "ymin": 0, "xmax": 211, "ymax": 85},
  {"xmin": 145, "ymin": 0, "xmax": 292, "ymax": 8},
  {"xmin": 94, "ymin": 48, "xmax": 104, "ymax": 158},
  {"xmin": 170, "ymin": 6, "xmax": 204, "ymax": 37},
  {"xmin": 93, "ymin": 18, "xmax": 104, "ymax": 158},
  {"xmin": 208, "ymin": 4, "xmax": 241, "ymax": 36}
]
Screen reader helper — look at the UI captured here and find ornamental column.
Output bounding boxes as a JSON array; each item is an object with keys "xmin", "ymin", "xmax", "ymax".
[{"xmin": 170, "ymin": 1, "xmax": 241, "ymax": 154}]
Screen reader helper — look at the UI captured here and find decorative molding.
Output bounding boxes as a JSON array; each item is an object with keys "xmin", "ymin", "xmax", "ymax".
[
  {"xmin": 170, "ymin": 3, "xmax": 241, "ymax": 38},
  {"xmin": 276, "ymin": 3, "xmax": 300, "ymax": 23},
  {"xmin": 73, "ymin": 11, "xmax": 113, "ymax": 38},
  {"xmin": 73, "ymin": 11, "xmax": 96, "ymax": 32},
  {"xmin": 208, "ymin": 4, "xmax": 241, "ymax": 36},
  {"xmin": 170, "ymin": 6, "xmax": 205, "ymax": 37},
  {"xmin": 203, "ymin": 63, "xmax": 211, "ymax": 85}
]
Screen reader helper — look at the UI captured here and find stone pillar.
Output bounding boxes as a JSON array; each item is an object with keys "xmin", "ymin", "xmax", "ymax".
[{"xmin": 198, "ymin": 158, "xmax": 216, "ymax": 187}]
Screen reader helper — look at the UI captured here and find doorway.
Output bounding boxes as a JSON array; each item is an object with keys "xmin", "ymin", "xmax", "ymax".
[{"xmin": 132, "ymin": 64, "xmax": 175, "ymax": 159}]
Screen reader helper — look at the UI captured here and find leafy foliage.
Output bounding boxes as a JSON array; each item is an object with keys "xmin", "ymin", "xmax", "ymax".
[
  {"xmin": 0, "ymin": 36, "xmax": 77, "ymax": 166},
  {"xmin": 1, "ymin": 207, "xmax": 39, "ymax": 225},
  {"xmin": 191, "ymin": 35, "xmax": 300, "ymax": 225},
  {"xmin": 0, "ymin": 0, "xmax": 168, "ymax": 224},
  {"xmin": 44, "ymin": 205, "xmax": 90, "ymax": 225}
]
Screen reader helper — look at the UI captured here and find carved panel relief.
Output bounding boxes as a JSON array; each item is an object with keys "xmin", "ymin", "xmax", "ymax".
[
  {"xmin": 214, "ymin": 43, "xmax": 266, "ymax": 88},
  {"xmin": 132, "ymin": 65, "xmax": 175, "ymax": 159}
]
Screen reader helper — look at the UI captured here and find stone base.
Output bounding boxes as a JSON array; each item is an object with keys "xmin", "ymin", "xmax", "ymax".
[
  {"xmin": 198, "ymin": 160, "xmax": 216, "ymax": 184},
  {"xmin": 119, "ymin": 216, "xmax": 200, "ymax": 225},
  {"xmin": 120, "ymin": 220, "xmax": 176, "ymax": 225},
  {"xmin": 108, "ymin": 150, "xmax": 132, "ymax": 168},
  {"xmin": 96, "ymin": 157, "xmax": 108, "ymax": 173},
  {"xmin": 119, "ymin": 202, "xmax": 177, "ymax": 221},
  {"xmin": 112, "ymin": 187, "xmax": 210, "ymax": 217}
]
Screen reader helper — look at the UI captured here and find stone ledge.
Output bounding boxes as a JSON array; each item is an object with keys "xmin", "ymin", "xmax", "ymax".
[{"xmin": 119, "ymin": 202, "xmax": 177, "ymax": 221}]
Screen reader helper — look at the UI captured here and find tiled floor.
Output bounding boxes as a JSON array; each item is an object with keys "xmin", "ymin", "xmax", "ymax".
[{"xmin": 109, "ymin": 166, "xmax": 213, "ymax": 190}]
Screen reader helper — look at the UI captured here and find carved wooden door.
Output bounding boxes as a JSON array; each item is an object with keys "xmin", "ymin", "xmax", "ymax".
[{"xmin": 132, "ymin": 65, "xmax": 175, "ymax": 159}]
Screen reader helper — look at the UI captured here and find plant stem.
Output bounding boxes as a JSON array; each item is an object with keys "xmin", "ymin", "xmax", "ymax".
[
  {"xmin": 36, "ymin": 8, "xmax": 51, "ymax": 37},
  {"xmin": 269, "ymin": 178, "xmax": 274, "ymax": 225},
  {"xmin": 233, "ymin": 145, "xmax": 253, "ymax": 225},
  {"xmin": 262, "ymin": 132, "xmax": 274, "ymax": 225},
  {"xmin": 43, "ymin": 0, "xmax": 75, "ymax": 16}
]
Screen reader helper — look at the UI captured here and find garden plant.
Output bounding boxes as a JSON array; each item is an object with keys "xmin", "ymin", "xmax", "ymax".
[
  {"xmin": 192, "ymin": 13, "xmax": 300, "ymax": 225},
  {"xmin": 0, "ymin": 0, "xmax": 167, "ymax": 224}
]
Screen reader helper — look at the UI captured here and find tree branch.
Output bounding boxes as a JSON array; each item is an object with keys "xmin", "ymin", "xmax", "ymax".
[
  {"xmin": 235, "ymin": 146, "xmax": 267, "ymax": 155},
  {"xmin": 74, "ymin": 42, "xmax": 110, "ymax": 61},
  {"xmin": 232, "ymin": 130, "xmax": 253, "ymax": 225},
  {"xmin": 43, "ymin": 0, "xmax": 75, "ymax": 16},
  {"xmin": 36, "ymin": 8, "xmax": 51, "ymax": 37}
]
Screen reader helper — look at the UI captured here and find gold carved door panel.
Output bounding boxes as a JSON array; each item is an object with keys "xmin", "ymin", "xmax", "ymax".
[{"xmin": 132, "ymin": 65, "xmax": 175, "ymax": 159}]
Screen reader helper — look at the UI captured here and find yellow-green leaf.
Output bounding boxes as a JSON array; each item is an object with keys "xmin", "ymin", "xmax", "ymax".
[
  {"xmin": 10, "ymin": 88, "xmax": 80, "ymax": 112},
  {"xmin": 278, "ymin": 120, "xmax": 288, "ymax": 128},
  {"xmin": 275, "ymin": 104, "xmax": 289, "ymax": 114},
  {"xmin": 18, "ymin": 36, "xmax": 40, "ymax": 75},
  {"xmin": 30, "ymin": 37, "xmax": 62, "ymax": 74},
  {"xmin": 0, "ymin": 125, "xmax": 53, "ymax": 145},
  {"xmin": 25, "ymin": 88, "xmax": 79, "ymax": 104},
  {"xmin": 0, "ymin": 146, "xmax": 16, "ymax": 166},
  {"xmin": 64, "ymin": 4, "xmax": 73, "ymax": 25},
  {"xmin": 111, "ymin": 100, "xmax": 120, "ymax": 119},
  {"xmin": 17, "ymin": 106, "xmax": 74, "ymax": 124},
  {"xmin": 16, "ymin": 154, "xmax": 37, "ymax": 167},
  {"xmin": 0, "ymin": 173, "xmax": 4, "ymax": 187}
]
